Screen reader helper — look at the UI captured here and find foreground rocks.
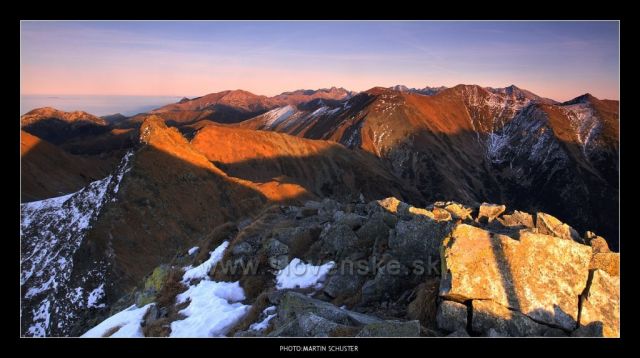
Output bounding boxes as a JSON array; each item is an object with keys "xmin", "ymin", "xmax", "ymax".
[
  {"xmin": 440, "ymin": 225, "xmax": 592, "ymax": 330},
  {"xmin": 86, "ymin": 197, "xmax": 620, "ymax": 338}
]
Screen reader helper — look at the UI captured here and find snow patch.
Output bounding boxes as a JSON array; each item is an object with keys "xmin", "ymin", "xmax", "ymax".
[
  {"xmin": 275, "ymin": 258, "xmax": 335, "ymax": 290},
  {"xmin": 562, "ymin": 103, "xmax": 602, "ymax": 157},
  {"xmin": 249, "ymin": 306, "xmax": 277, "ymax": 332},
  {"xmin": 182, "ymin": 241, "xmax": 229, "ymax": 282},
  {"xmin": 168, "ymin": 241, "xmax": 250, "ymax": 337},
  {"xmin": 87, "ymin": 284, "xmax": 106, "ymax": 308},
  {"xmin": 187, "ymin": 246, "xmax": 199, "ymax": 256},
  {"xmin": 310, "ymin": 106, "xmax": 328, "ymax": 117},
  {"xmin": 27, "ymin": 300, "xmax": 51, "ymax": 337},
  {"xmin": 170, "ymin": 280, "xmax": 249, "ymax": 337},
  {"xmin": 81, "ymin": 304, "xmax": 153, "ymax": 338}
]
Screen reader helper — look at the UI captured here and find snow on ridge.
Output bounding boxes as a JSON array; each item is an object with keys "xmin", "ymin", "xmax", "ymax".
[
  {"xmin": 562, "ymin": 103, "xmax": 602, "ymax": 156},
  {"xmin": 262, "ymin": 105, "xmax": 295, "ymax": 129},
  {"xmin": 20, "ymin": 150, "xmax": 134, "ymax": 337},
  {"xmin": 275, "ymin": 258, "xmax": 335, "ymax": 290},
  {"xmin": 310, "ymin": 106, "xmax": 329, "ymax": 117}
]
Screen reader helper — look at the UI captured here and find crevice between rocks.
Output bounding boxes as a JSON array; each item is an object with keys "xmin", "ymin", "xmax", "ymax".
[
  {"xmin": 576, "ymin": 269, "xmax": 596, "ymax": 329},
  {"xmin": 464, "ymin": 299, "xmax": 477, "ymax": 336}
]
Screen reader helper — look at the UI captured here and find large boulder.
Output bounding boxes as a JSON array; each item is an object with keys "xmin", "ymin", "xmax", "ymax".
[
  {"xmin": 477, "ymin": 203, "xmax": 506, "ymax": 223},
  {"xmin": 333, "ymin": 211, "xmax": 365, "ymax": 230},
  {"xmin": 276, "ymin": 291, "xmax": 382, "ymax": 328},
  {"xmin": 355, "ymin": 214, "xmax": 390, "ymax": 248},
  {"xmin": 323, "ymin": 270, "xmax": 366, "ymax": 299},
  {"xmin": 536, "ymin": 212, "xmax": 583, "ymax": 243},
  {"xmin": 263, "ymin": 238, "xmax": 289, "ymax": 257},
  {"xmin": 446, "ymin": 329, "xmax": 470, "ymax": 337},
  {"xmin": 319, "ymin": 198, "xmax": 341, "ymax": 216},
  {"xmin": 471, "ymin": 299, "xmax": 554, "ymax": 337},
  {"xmin": 390, "ymin": 217, "xmax": 454, "ymax": 267},
  {"xmin": 268, "ymin": 312, "xmax": 353, "ymax": 337},
  {"xmin": 360, "ymin": 262, "xmax": 415, "ymax": 304},
  {"xmin": 578, "ymin": 269, "xmax": 620, "ymax": 337},
  {"xmin": 585, "ymin": 231, "xmax": 610, "ymax": 253},
  {"xmin": 442, "ymin": 202, "xmax": 473, "ymax": 221},
  {"xmin": 407, "ymin": 206, "xmax": 436, "ymax": 220},
  {"xmin": 406, "ymin": 206, "xmax": 451, "ymax": 222},
  {"xmin": 440, "ymin": 224, "xmax": 592, "ymax": 330},
  {"xmin": 436, "ymin": 300, "xmax": 467, "ymax": 333},
  {"xmin": 375, "ymin": 197, "xmax": 410, "ymax": 217},
  {"xmin": 312, "ymin": 223, "xmax": 359, "ymax": 260},
  {"xmin": 497, "ymin": 210, "xmax": 534, "ymax": 229},
  {"xmin": 589, "ymin": 252, "xmax": 619, "ymax": 277},
  {"xmin": 356, "ymin": 320, "xmax": 421, "ymax": 337}
]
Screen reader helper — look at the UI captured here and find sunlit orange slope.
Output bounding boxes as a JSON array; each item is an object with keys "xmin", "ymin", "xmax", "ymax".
[{"xmin": 191, "ymin": 123, "xmax": 421, "ymax": 203}]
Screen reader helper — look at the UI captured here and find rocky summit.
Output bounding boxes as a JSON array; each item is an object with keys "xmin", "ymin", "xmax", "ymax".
[{"xmin": 66, "ymin": 196, "xmax": 617, "ymax": 338}]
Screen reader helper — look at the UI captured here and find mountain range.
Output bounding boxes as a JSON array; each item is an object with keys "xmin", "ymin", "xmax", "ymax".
[{"xmin": 19, "ymin": 84, "xmax": 619, "ymax": 337}]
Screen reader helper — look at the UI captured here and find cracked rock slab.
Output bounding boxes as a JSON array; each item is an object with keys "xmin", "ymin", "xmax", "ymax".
[{"xmin": 440, "ymin": 224, "xmax": 591, "ymax": 330}]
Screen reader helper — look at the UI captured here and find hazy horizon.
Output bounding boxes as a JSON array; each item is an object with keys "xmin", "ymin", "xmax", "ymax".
[
  {"xmin": 20, "ymin": 94, "xmax": 184, "ymax": 116},
  {"xmin": 21, "ymin": 21, "xmax": 619, "ymax": 102}
]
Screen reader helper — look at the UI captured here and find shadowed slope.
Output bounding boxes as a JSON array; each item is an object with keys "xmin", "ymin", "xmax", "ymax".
[{"xmin": 20, "ymin": 130, "xmax": 117, "ymax": 202}]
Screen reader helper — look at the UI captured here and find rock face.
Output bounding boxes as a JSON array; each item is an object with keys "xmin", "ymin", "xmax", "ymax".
[
  {"xmin": 578, "ymin": 270, "xmax": 620, "ymax": 337},
  {"xmin": 436, "ymin": 300, "xmax": 468, "ymax": 333},
  {"xmin": 536, "ymin": 212, "xmax": 583, "ymax": 243},
  {"xmin": 471, "ymin": 299, "xmax": 552, "ymax": 336},
  {"xmin": 589, "ymin": 253, "xmax": 620, "ymax": 277},
  {"xmin": 268, "ymin": 292, "xmax": 385, "ymax": 337},
  {"xmin": 390, "ymin": 217, "xmax": 453, "ymax": 267},
  {"xmin": 440, "ymin": 224, "xmax": 592, "ymax": 330}
]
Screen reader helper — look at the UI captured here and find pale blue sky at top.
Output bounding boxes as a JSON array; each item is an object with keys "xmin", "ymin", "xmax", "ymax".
[{"xmin": 20, "ymin": 21, "xmax": 619, "ymax": 101}]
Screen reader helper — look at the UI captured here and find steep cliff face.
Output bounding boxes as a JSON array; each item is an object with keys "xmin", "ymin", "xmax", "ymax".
[{"xmin": 21, "ymin": 151, "xmax": 134, "ymax": 336}]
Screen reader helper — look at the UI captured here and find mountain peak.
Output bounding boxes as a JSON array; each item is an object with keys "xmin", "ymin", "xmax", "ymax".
[
  {"xmin": 139, "ymin": 115, "xmax": 172, "ymax": 144},
  {"xmin": 564, "ymin": 93, "xmax": 598, "ymax": 105}
]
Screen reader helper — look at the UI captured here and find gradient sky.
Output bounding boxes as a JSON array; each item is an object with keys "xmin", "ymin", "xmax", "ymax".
[{"xmin": 20, "ymin": 21, "xmax": 619, "ymax": 101}]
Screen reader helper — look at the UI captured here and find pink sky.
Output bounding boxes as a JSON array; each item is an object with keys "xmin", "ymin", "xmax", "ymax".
[{"xmin": 21, "ymin": 21, "xmax": 620, "ymax": 102}]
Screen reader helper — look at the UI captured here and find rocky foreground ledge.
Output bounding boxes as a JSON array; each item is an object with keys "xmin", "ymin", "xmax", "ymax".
[{"xmin": 88, "ymin": 197, "xmax": 619, "ymax": 338}]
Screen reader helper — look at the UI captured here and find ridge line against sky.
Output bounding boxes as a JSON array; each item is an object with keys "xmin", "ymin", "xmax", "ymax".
[{"xmin": 20, "ymin": 21, "xmax": 619, "ymax": 102}]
